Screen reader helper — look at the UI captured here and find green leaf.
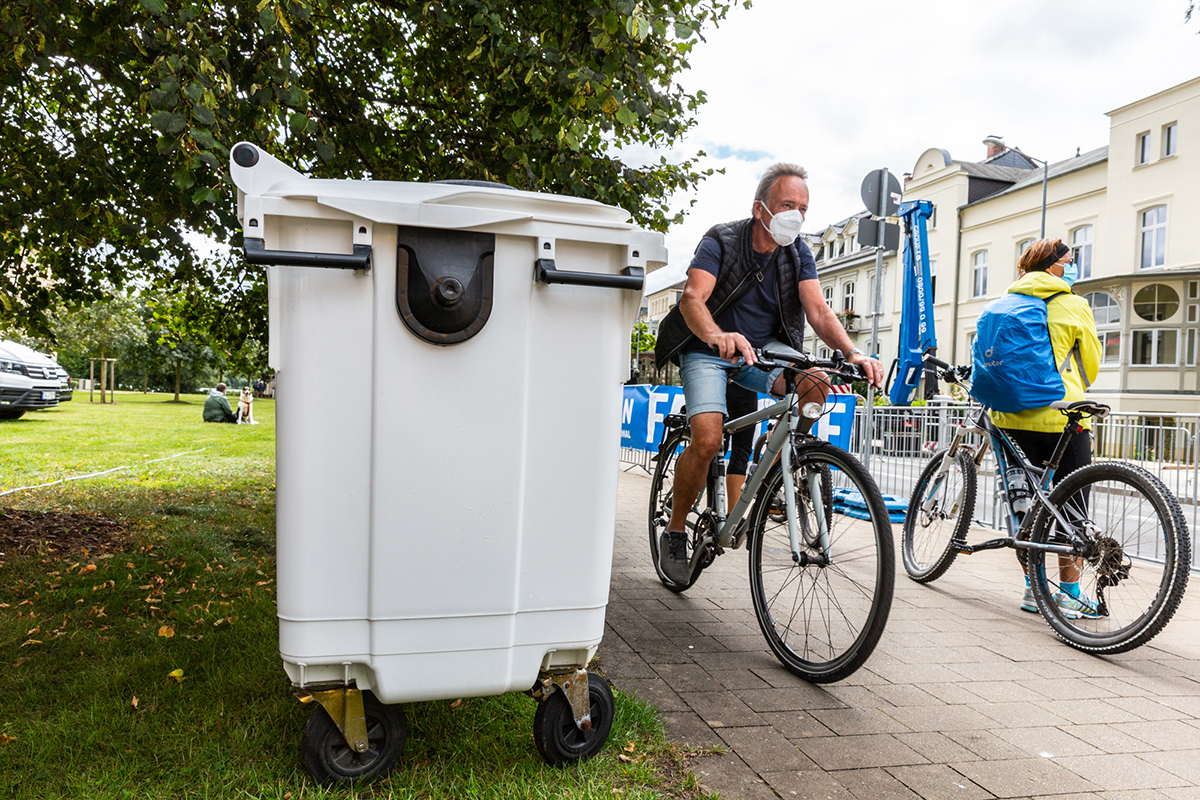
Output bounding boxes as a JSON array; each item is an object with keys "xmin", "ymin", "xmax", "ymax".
[
  {"xmin": 511, "ymin": 109, "xmax": 529, "ymax": 127},
  {"xmin": 615, "ymin": 105, "xmax": 637, "ymax": 126},
  {"xmin": 467, "ymin": 45, "xmax": 483, "ymax": 60},
  {"xmin": 139, "ymin": 0, "xmax": 166, "ymax": 14},
  {"xmin": 288, "ymin": 112, "xmax": 308, "ymax": 134},
  {"xmin": 188, "ymin": 127, "xmax": 217, "ymax": 149},
  {"xmin": 172, "ymin": 169, "xmax": 196, "ymax": 190},
  {"xmin": 674, "ymin": 22, "xmax": 694, "ymax": 39},
  {"xmin": 191, "ymin": 105, "xmax": 216, "ymax": 126},
  {"xmin": 150, "ymin": 111, "xmax": 187, "ymax": 134}
]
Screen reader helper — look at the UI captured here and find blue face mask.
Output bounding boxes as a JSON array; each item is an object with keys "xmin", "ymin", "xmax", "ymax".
[{"xmin": 1061, "ymin": 260, "xmax": 1078, "ymax": 287}]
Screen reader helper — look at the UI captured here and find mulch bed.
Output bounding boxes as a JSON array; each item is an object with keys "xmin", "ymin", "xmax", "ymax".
[{"xmin": 0, "ymin": 508, "xmax": 127, "ymax": 559}]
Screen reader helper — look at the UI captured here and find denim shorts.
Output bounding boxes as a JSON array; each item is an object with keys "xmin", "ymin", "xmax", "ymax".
[{"xmin": 678, "ymin": 349, "xmax": 785, "ymax": 418}]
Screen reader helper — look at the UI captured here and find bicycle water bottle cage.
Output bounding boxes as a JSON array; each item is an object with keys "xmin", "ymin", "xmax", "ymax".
[{"xmin": 396, "ymin": 226, "xmax": 495, "ymax": 345}]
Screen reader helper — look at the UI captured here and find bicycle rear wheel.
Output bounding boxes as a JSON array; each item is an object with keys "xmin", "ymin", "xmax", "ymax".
[
  {"xmin": 648, "ymin": 427, "xmax": 701, "ymax": 592},
  {"xmin": 902, "ymin": 448, "xmax": 976, "ymax": 583},
  {"xmin": 1027, "ymin": 461, "xmax": 1191, "ymax": 654},
  {"xmin": 748, "ymin": 440, "xmax": 894, "ymax": 682}
]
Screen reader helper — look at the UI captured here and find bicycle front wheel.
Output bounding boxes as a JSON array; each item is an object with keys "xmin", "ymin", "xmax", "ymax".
[
  {"xmin": 1027, "ymin": 461, "xmax": 1191, "ymax": 654},
  {"xmin": 749, "ymin": 440, "xmax": 895, "ymax": 682},
  {"xmin": 902, "ymin": 448, "xmax": 976, "ymax": 583}
]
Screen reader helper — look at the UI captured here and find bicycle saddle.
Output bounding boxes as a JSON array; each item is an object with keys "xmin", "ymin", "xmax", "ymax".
[{"xmin": 1050, "ymin": 400, "xmax": 1111, "ymax": 419}]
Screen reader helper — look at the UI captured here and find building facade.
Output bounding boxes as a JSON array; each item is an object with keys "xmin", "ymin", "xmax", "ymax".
[{"xmin": 902, "ymin": 75, "xmax": 1200, "ymax": 413}]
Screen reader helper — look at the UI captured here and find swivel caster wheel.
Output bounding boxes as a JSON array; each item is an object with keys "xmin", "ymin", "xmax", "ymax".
[
  {"xmin": 533, "ymin": 671, "xmax": 615, "ymax": 766},
  {"xmin": 300, "ymin": 690, "xmax": 407, "ymax": 784}
]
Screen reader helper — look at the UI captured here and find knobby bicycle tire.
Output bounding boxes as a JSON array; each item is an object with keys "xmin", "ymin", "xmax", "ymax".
[
  {"xmin": 748, "ymin": 440, "xmax": 895, "ymax": 682},
  {"xmin": 1027, "ymin": 460, "xmax": 1191, "ymax": 654},
  {"xmin": 902, "ymin": 448, "xmax": 976, "ymax": 583},
  {"xmin": 648, "ymin": 428, "xmax": 701, "ymax": 592}
]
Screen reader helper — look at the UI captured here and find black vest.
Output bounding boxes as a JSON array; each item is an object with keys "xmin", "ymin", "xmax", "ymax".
[{"xmin": 654, "ymin": 218, "xmax": 811, "ymax": 366}]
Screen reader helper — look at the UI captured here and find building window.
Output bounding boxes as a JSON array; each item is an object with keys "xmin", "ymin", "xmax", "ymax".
[
  {"xmin": 818, "ymin": 346, "xmax": 832, "ymax": 359},
  {"xmin": 1137, "ymin": 131, "xmax": 1151, "ymax": 165},
  {"xmin": 929, "ymin": 205, "xmax": 937, "ymax": 229},
  {"xmin": 1098, "ymin": 331, "xmax": 1121, "ymax": 366},
  {"xmin": 1140, "ymin": 206, "xmax": 1167, "ymax": 269},
  {"xmin": 1131, "ymin": 329, "xmax": 1178, "ymax": 366},
  {"xmin": 815, "ymin": 245, "xmax": 824, "ymax": 262},
  {"xmin": 966, "ymin": 331, "xmax": 976, "ymax": 354},
  {"xmin": 823, "ymin": 285, "xmax": 834, "ymax": 309},
  {"xmin": 1084, "ymin": 292, "xmax": 1120, "ymax": 326},
  {"xmin": 1190, "ymin": 306, "xmax": 1199, "ymax": 325},
  {"xmin": 1133, "ymin": 284, "xmax": 1179, "ymax": 321},
  {"xmin": 972, "ymin": 250, "xmax": 988, "ymax": 298},
  {"xmin": 838, "ymin": 241, "xmax": 845, "ymax": 257},
  {"xmin": 1189, "ymin": 280, "xmax": 1198, "ymax": 300},
  {"xmin": 842, "ymin": 281, "xmax": 856, "ymax": 313},
  {"xmin": 1163, "ymin": 123, "xmax": 1177, "ymax": 158},
  {"xmin": 928, "ymin": 259, "xmax": 937, "ymax": 301},
  {"xmin": 1189, "ymin": 329, "xmax": 1197, "ymax": 367},
  {"xmin": 1070, "ymin": 225, "xmax": 1093, "ymax": 280}
]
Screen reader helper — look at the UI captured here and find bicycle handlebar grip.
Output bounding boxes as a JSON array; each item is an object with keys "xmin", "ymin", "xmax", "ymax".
[{"xmin": 923, "ymin": 353, "xmax": 952, "ymax": 371}]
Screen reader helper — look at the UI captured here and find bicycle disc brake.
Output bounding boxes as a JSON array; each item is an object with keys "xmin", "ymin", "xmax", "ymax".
[{"xmin": 690, "ymin": 512, "xmax": 720, "ymax": 576}]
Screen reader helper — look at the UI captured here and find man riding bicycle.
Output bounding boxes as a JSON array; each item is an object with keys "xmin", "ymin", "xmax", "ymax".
[{"xmin": 653, "ymin": 163, "xmax": 883, "ymax": 584}]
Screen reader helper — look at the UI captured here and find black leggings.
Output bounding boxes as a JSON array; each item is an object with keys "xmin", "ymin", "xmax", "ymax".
[
  {"xmin": 726, "ymin": 383, "xmax": 758, "ymax": 476},
  {"xmin": 1001, "ymin": 427, "xmax": 1092, "ymax": 484}
]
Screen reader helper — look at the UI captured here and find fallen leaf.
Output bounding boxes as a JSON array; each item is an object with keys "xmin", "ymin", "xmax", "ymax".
[
  {"xmin": 26, "ymin": 627, "xmax": 39, "ymax": 636},
  {"xmin": 158, "ymin": 626, "xmax": 175, "ymax": 638},
  {"xmin": 449, "ymin": 698, "xmax": 462, "ymax": 709},
  {"xmin": 0, "ymin": 734, "xmax": 14, "ymax": 745},
  {"xmin": 20, "ymin": 640, "xmax": 42, "ymax": 647},
  {"xmin": 624, "ymin": 741, "xmax": 636, "ymax": 752},
  {"xmin": 81, "ymin": 564, "xmax": 97, "ymax": 574},
  {"xmin": 168, "ymin": 668, "xmax": 185, "ymax": 683},
  {"xmin": 131, "ymin": 696, "xmax": 139, "ymax": 709},
  {"xmin": 618, "ymin": 754, "xmax": 633, "ymax": 762}
]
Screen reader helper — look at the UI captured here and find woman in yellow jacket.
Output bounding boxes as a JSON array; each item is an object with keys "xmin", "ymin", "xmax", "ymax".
[{"xmin": 991, "ymin": 238, "xmax": 1101, "ymax": 618}]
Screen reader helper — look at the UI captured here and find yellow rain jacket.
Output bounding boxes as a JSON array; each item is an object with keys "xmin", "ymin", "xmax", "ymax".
[{"xmin": 988, "ymin": 271, "xmax": 1101, "ymax": 432}]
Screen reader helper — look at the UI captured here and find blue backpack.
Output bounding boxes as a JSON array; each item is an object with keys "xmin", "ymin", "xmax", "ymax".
[{"xmin": 971, "ymin": 291, "xmax": 1084, "ymax": 413}]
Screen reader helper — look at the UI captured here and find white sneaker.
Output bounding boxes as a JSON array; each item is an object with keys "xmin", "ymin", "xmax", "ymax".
[
  {"xmin": 1020, "ymin": 586, "xmax": 1037, "ymax": 613},
  {"xmin": 1054, "ymin": 590, "xmax": 1103, "ymax": 620}
]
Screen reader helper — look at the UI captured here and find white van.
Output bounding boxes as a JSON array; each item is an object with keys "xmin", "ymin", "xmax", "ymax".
[{"xmin": 0, "ymin": 340, "xmax": 62, "ymax": 420}]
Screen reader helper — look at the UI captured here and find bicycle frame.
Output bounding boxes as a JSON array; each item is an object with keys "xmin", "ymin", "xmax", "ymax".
[
  {"xmin": 927, "ymin": 407, "xmax": 1088, "ymax": 559},
  {"xmin": 694, "ymin": 389, "xmax": 829, "ymax": 566}
]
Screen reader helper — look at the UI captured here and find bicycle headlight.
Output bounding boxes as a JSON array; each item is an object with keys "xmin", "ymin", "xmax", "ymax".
[{"xmin": 802, "ymin": 402, "xmax": 824, "ymax": 420}]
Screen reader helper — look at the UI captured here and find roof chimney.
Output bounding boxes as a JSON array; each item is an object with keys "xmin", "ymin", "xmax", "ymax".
[{"xmin": 982, "ymin": 135, "xmax": 1006, "ymax": 159}]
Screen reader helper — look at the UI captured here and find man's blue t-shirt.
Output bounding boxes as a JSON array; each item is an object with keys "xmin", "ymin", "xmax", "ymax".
[{"xmin": 683, "ymin": 236, "xmax": 818, "ymax": 352}]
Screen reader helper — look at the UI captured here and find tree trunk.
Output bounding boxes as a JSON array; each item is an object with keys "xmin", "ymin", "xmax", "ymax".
[
  {"xmin": 174, "ymin": 358, "xmax": 181, "ymax": 402},
  {"xmin": 99, "ymin": 346, "xmax": 106, "ymax": 403}
]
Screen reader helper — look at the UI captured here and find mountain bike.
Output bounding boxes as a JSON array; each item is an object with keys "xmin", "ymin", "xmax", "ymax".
[
  {"xmin": 648, "ymin": 346, "xmax": 894, "ymax": 683},
  {"xmin": 903, "ymin": 354, "xmax": 1190, "ymax": 654}
]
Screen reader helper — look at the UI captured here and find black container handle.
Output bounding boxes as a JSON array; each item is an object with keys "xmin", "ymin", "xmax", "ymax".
[
  {"xmin": 243, "ymin": 237, "xmax": 372, "ymax": 271},
  {"xmin": 534, "ymin": 259, "xmax": 644, "ymax": 291}
]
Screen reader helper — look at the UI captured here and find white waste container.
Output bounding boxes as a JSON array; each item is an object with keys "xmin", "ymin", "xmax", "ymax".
[{"xmin": 229, "ymin": 143, "xmax": 665, "ymax": 781}]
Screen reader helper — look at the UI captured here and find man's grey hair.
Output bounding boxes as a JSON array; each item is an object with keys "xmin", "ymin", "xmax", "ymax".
[
  {"xmin": 754, "ymin": 163, "xmax": 809, "ymax": 206},
  {"xmin": 216, "ymin": 382, "xmax": 227, "ymax": 393}
]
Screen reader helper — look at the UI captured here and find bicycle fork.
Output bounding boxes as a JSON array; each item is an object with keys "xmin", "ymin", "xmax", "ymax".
[{"xmin": 779, "ymin": 408, "xmax": 830, "ymax": 566}]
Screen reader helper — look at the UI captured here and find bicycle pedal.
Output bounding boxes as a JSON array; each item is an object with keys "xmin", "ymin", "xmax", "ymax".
[{"xmin": 950, "ymin": 540, "xmax": 972, "ymax": 554}]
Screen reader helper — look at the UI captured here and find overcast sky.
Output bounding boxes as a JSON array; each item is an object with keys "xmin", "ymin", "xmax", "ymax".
[{"xmin": 642, "ymin": 0, "xmax": 1200, "ymax": 293}]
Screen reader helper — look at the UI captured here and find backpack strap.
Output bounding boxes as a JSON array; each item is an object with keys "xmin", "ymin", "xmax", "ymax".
[{"xmin": 1044, "ymin": 292, "xmax": 1092, "ymax": 389}]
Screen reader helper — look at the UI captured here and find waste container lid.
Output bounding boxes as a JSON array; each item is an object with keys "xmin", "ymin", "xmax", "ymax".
[{"xmin": 231, "ymin": 143, "xmax": 635, "ymax": 232}]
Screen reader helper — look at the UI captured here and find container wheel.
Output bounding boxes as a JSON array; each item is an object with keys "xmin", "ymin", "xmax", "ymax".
[
  {"xmin": 300, "ymin": 690, "xmax": 407, "ymax": 784},
  {"xmin": 532, "ymin": 671, "xmax": 615, "ymax": 766}
]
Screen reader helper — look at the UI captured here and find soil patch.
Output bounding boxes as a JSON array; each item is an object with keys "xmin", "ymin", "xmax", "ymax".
[{"xmin": 0, "ymin": 508, "xmax": 128, "ymax": 559}]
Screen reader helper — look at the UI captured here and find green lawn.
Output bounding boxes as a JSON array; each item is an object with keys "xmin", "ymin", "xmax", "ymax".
[{"xmin": 0, "ymin": 394, "xmax": 708, "ymax": 799}]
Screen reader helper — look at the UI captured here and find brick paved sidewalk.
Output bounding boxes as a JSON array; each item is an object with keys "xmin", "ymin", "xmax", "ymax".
[{"xmin": 604, "ymin": 469, "xmax": 1200, "ymax": 800}]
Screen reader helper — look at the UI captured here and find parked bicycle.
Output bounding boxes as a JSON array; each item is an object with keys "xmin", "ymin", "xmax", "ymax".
[
  {"xmin": 648, "ymin": 345, "xmax": 894, "ymax": 683},
  {"xmin": 904, "ymin": 354, "xmax": 1191, "ymax": 654}
]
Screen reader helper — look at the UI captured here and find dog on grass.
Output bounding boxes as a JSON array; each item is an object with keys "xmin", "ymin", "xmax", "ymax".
[{"xmin": 237, "ymin": 387, "xmax": 257, "ymax": 425}]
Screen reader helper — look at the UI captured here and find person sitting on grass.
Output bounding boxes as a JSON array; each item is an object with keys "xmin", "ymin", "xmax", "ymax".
[{"xmin": 203, "ymin": 383, "xmax": 238, "ymax": 423}]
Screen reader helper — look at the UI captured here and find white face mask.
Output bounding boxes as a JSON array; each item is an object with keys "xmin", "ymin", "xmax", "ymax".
[{"xmin": 758, "ymin": 201, "xmax": 804, "ymax": 247}]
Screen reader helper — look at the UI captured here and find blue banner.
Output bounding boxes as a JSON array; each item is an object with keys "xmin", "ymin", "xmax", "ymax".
[{"xmin": 622, "ymin": 386, "xmax": 857, "ymax": 452}]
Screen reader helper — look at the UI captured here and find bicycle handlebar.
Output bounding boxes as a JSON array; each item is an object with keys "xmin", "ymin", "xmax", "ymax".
[
  {"xmin": 754, "ymin": 347, "xmax": 868, "ymax": 383},
  {"xmin": 921, "ymin": 352, "xmax": 971, "ymax": 384}
]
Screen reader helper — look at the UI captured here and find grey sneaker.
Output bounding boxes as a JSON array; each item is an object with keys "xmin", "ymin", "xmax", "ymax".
[
  {"xmin": 659, "ymin": 530, "xmax": 691, "ymax": 584},
  {"xmin": 1054, "ymin": 590, "xmax": 1103, "ymax": 620},
  {"xmin": 1020, "ymin": 586, "xmax": 1037, "ymax": 613}
]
